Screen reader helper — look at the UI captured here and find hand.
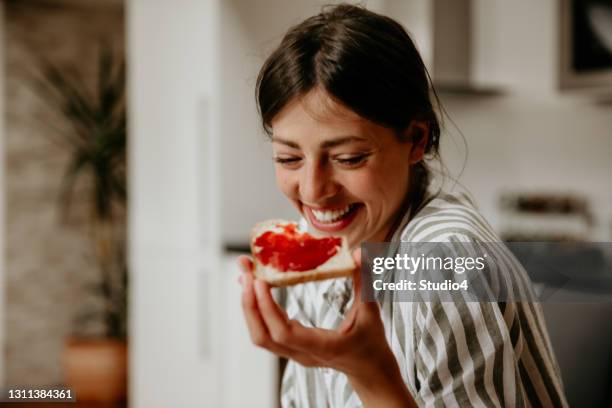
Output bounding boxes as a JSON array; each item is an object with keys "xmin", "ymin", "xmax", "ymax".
[{"xmin": 238, "ymin": 250, "xmax": 416, "ymax": 407}]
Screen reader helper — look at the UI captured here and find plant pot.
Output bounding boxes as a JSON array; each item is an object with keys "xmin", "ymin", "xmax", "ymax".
[{"xmin": 63, "ymin": 338, "xmax": 127, "ymax": 402}]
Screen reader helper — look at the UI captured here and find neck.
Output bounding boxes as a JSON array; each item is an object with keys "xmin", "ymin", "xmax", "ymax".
[{"xmin": 384, "ymin": 165, "xmax": 429, "ymax": 242}]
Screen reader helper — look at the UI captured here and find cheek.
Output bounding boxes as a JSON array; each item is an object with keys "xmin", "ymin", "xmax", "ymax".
[
  {"xmin": 355, "ymin": 175, "xmax": 376, "ymax": 195},
  {"xmin": 343, "ymin": 162, "xmax": 409, "ymax": 205},
  {"xmin": 275, "ymin": 167, "xmax": 297, "ymax": 199},
  {"xmin": 338, "ymin": 171, "xmax": 380, "ymax": 200}
]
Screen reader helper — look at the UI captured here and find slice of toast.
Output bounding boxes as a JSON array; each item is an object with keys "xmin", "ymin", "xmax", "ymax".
[{"xmin": 250, "ymin": 219, "xmax": 355, "ymax": 287}]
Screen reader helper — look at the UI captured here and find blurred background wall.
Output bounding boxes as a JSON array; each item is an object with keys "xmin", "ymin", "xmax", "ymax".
[
  {"xmin": 128, "ymin": 0, "xmax": 222, "ymax": 406},
  {"xmin": 3, "ymin": 0, "xmax": 123, "ymax": 388},
  {"xmin": 440, "ymin": 94, "xmax": 612, "ymax": 238}
]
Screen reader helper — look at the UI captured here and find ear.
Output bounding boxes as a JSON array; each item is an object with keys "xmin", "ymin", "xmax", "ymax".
[{"xmin": 405, "ymin": 121, "xmax": 429, "ymax": 165}]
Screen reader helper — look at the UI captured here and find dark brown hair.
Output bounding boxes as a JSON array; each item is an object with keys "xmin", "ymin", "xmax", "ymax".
[{"xmin": 256, "ymin": 4, "xmax": 442, "ymax": 217}]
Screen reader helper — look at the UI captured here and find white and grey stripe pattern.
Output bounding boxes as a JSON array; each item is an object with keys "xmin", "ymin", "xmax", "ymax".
[{"xmin": 280, "ymin": 190, "xmax": 568, "ymax": 407}]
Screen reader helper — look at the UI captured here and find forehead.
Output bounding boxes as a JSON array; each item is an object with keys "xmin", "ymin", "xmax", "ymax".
[{"xmin": 270, "ymin": 90, "xmax": 379, "ymax": 143}]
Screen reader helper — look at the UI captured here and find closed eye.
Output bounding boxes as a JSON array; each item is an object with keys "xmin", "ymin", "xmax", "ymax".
[
  {"xmin": 273, "ymin": 156, "xmax": 302, "ymax": 167},
  {"xmin": 333, "ymin": 153, "xmax": 371, "ymax": 167}
]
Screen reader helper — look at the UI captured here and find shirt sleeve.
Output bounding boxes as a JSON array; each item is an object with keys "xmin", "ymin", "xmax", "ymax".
[
  {"xmin": 409, "ymin": 236, "xmax": 567, "ymax": 407},
  {"xmin": 410, "ymin": 277, "xmax": 567, "ymax": 407},
  {"xmin": 413, "ymin": 299, "xmax": 529, "ymax": 407},
  {"xmin": 394, "ymin": 195, "xmax": 568, "ymax": 407}
]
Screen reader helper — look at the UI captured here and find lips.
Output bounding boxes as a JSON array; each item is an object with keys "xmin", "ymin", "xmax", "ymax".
[
  {"xmin": 311, "ymin": 204, "xmax": 354, "ymax": 223},
  {"xmin": 303, "ymin": 203, "xmax": 362, "ymax": 233}
]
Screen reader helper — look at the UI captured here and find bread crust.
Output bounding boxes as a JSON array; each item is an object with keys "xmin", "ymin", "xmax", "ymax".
[
  {"xmin": 253, "ymin": 265, "xmax": 354, "ymax": 287},
  {"xmin": 250, "ymin": 219, "xmax": 355, "ymax": 287}
]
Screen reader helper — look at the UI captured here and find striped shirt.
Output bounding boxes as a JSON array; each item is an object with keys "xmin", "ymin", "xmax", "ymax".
[{"xmin": 279, "ymin": 189, "xmax": 568, "ymax": 407}]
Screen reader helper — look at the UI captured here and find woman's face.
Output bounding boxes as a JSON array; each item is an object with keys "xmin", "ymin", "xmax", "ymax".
[{"xmin": 270, "ymin": 90, "xmax": 424, "ymax": 248}]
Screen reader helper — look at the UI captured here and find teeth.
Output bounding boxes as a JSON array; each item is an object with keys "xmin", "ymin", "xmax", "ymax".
[{"xmin": 311, "ymin": 204, "xmax": 353, "ymax": 223}]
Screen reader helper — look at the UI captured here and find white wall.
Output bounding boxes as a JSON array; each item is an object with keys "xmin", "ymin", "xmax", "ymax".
[
  {"xmin": 439, "ymin": 94, "xmax": 612, "ymax": 239},
  {"xmin": 435, "ymin": 0, "xmax": 612, "ymax": 240},
  {"xmin": 128, "ymin": 0, "xmax": 224, "ymax": 406},
  {"xmin": 386, "ymin": 0, "xmax": 433, "ymax": 68},
  {"xmin": 219, "ymin": 255, "xmax": 277, "ymax": 408}
]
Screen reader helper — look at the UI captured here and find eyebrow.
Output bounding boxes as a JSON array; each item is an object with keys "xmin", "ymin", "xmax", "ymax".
[{"xmin": 271, "ymin": 135, "xmax": 369, "ymax": 149}]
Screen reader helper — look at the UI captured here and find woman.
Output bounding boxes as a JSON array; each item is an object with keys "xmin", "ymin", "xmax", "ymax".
[{"xmin": 239, "ymin": 4, "xmax": 568, "ymax": 407}]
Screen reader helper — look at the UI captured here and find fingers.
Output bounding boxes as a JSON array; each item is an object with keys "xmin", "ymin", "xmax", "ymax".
[
  {"xmin": 240, "ymin": 273, "xmax": 309, "ymax": 361},
  {"xmin": 237, "ymin": 255, "xmax": 254, "ymax": 284},
  {"xmin": 254, "ymin": 280, "xmax": 291, "ymax": 342},
  {"xmin": 241, "ymin": 273, "xmax": 269, "ymax": 345},
  {"xmin": 239, "ymin": 259, "xmax": 350, "ymax": 367},
  {"xmin": 253, "ymin": 280, "xmax": 336, "ymax": 351},
  {"xmin": 253, "ymin": 280, "xmax": 343, "ymax": 361},
  {"xmin": 238, "ymin": 255, "xmax": 254, "ymax": 273}
]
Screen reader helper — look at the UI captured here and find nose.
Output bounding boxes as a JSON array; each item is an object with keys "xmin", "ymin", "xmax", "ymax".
[{"xmin": 300, "ymin": 160, "xmax": 339, "ymax": 204}]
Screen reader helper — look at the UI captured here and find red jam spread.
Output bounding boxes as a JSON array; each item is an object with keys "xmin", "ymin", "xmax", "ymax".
[{"xmin": 253, "ymin": 224, "xmax": 341, "ymax": 272}]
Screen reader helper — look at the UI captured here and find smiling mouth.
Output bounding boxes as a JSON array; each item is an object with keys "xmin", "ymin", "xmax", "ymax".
[
  {"xmin": 304, "ymin": 203, "xmax": 362, "ymax": 232},
  {"xmin": 310, "ymin": 204, "xmax": 358, "ymax": 223}
]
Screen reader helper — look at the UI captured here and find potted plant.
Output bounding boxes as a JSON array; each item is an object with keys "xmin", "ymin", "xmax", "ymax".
[{"xmin": 34, "ymin": 45, "xmax": 128, "ymax": 402}]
